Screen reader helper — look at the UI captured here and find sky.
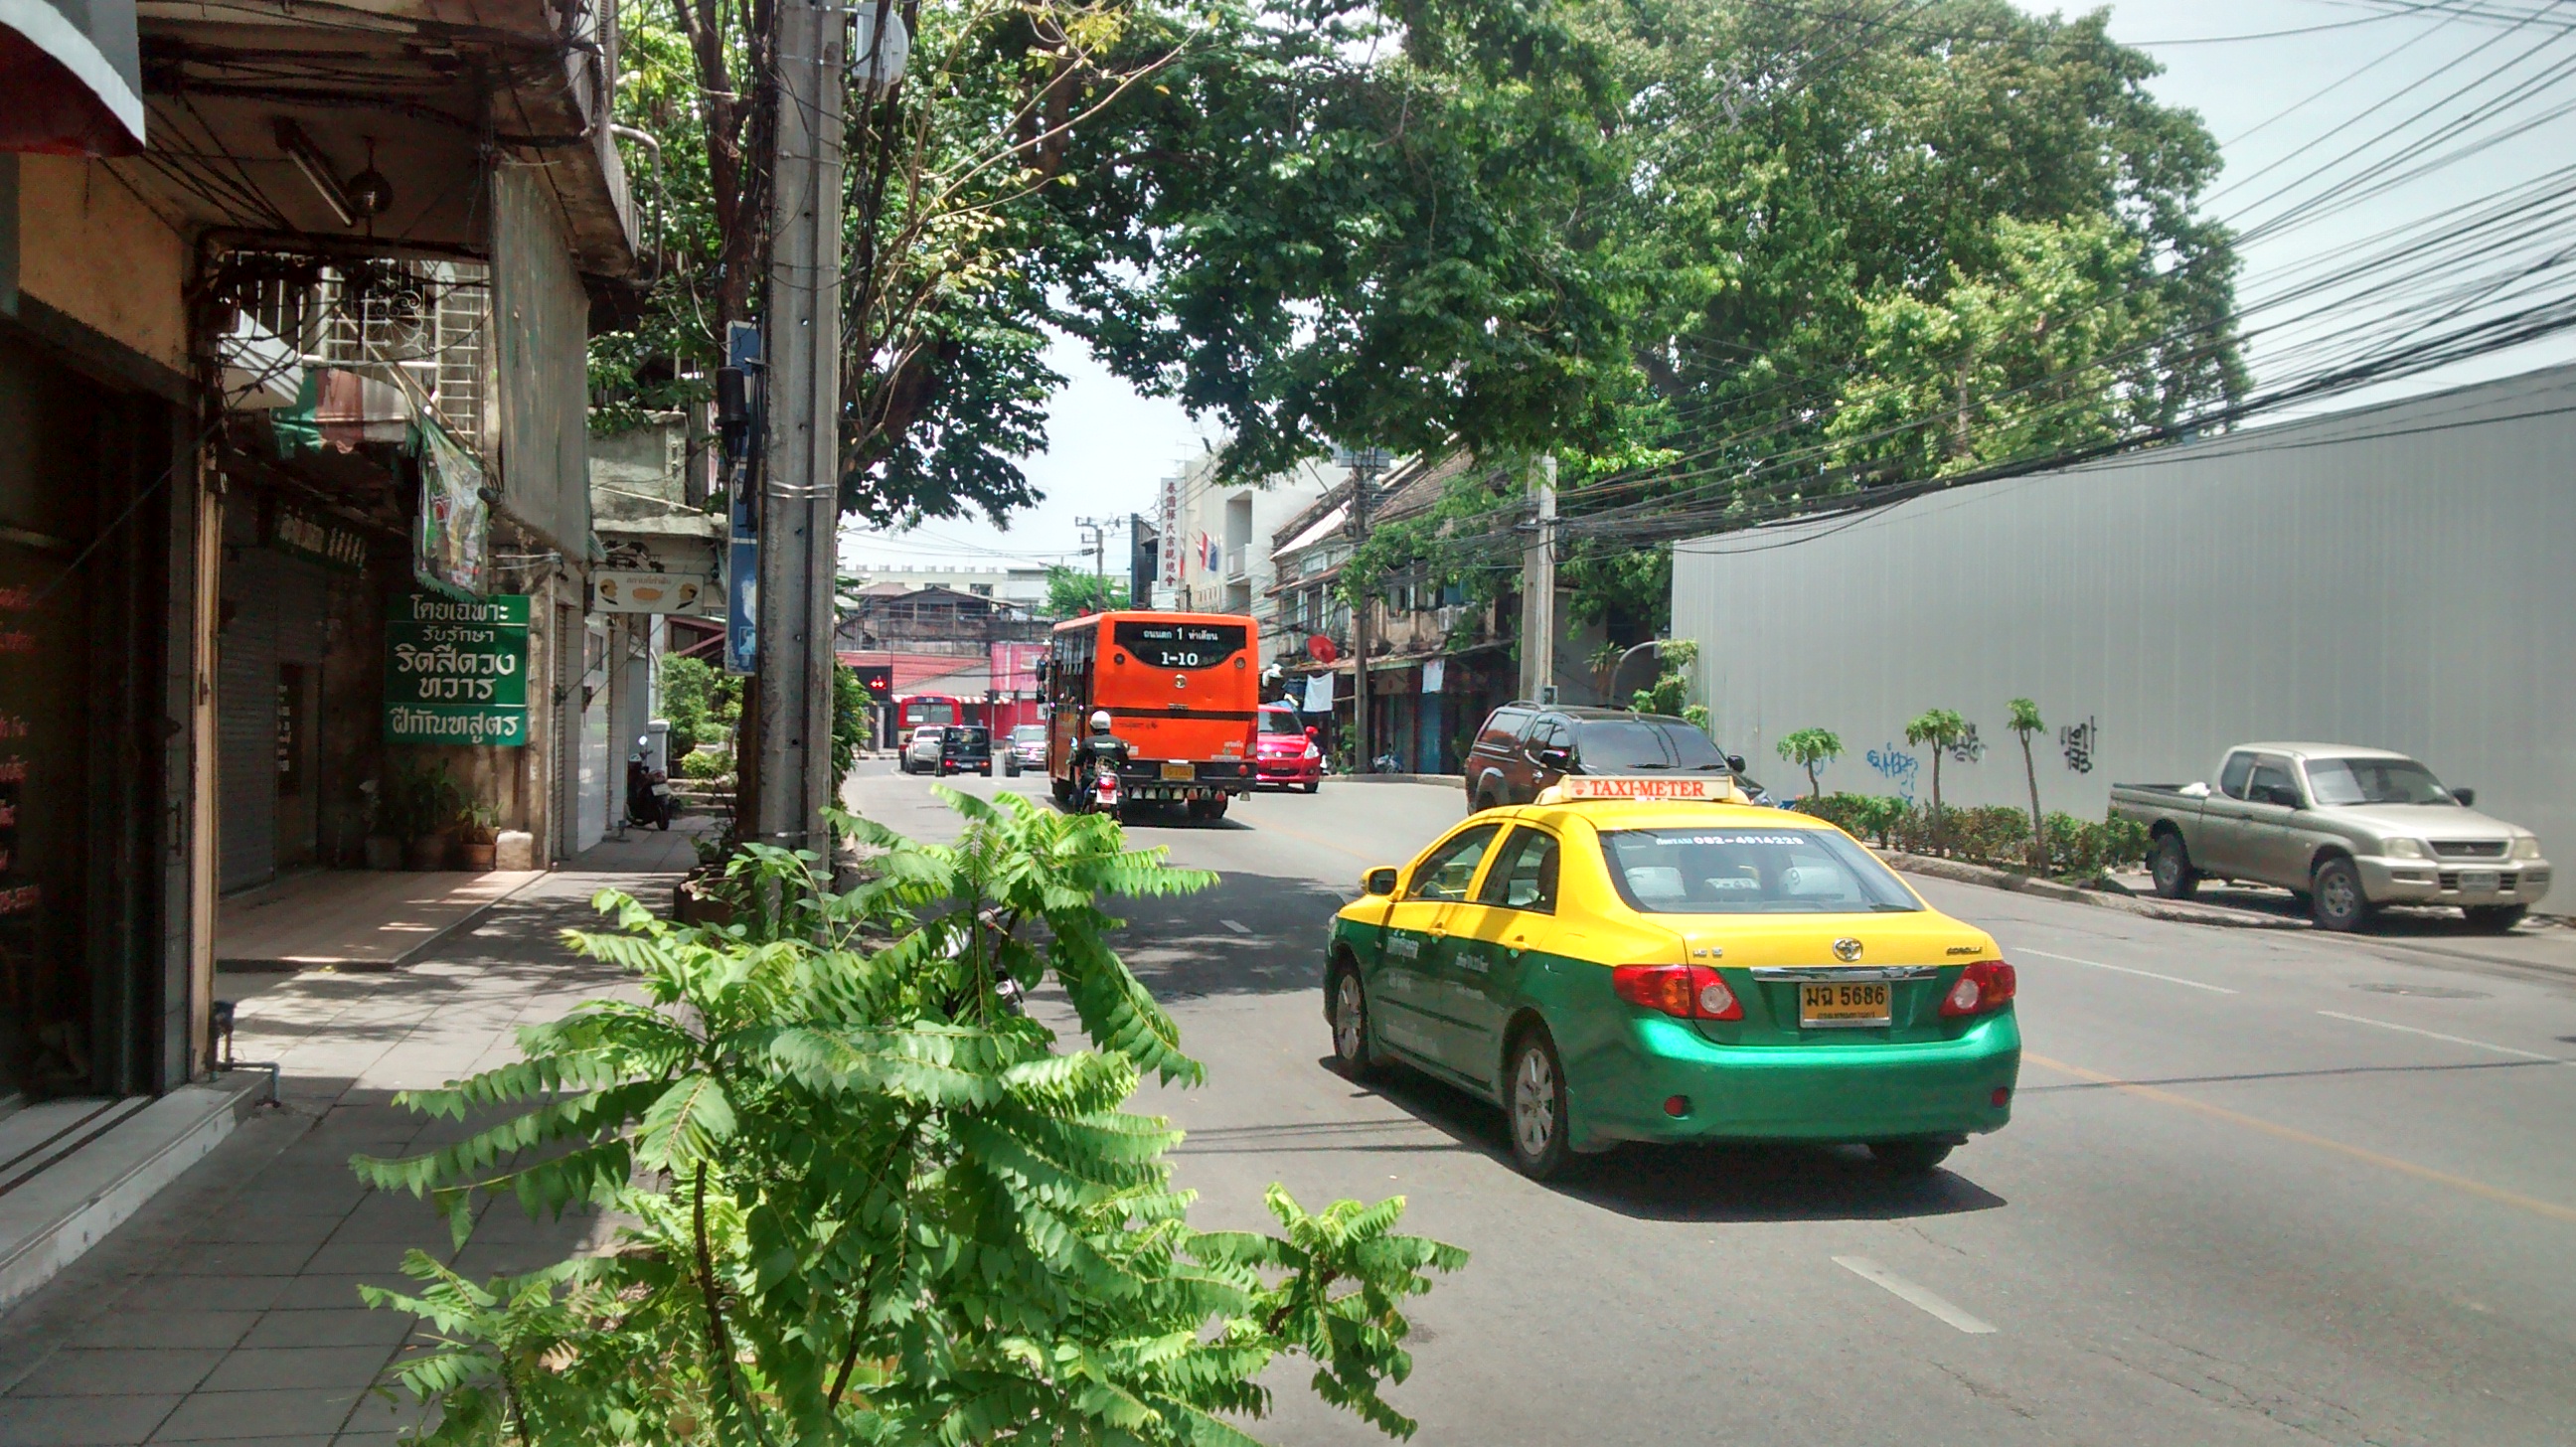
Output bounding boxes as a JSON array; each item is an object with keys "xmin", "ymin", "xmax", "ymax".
[{"xmin": 842, "ymin": 0, "xmax": 2576, "ymax": 570}]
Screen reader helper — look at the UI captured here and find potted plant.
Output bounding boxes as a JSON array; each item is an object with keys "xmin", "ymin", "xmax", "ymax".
[
  {"xmin": 455, "ymin": 800, "xmax": 500, "ymax": 871},
  {"xmin": 394, "ymin": 761, "xmax": 459, "ymax": 871}
]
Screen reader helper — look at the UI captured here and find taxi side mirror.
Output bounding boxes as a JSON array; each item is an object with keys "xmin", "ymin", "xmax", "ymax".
[
  {"xmin": 1726, "ymin": 753, "xmax": 1747, "ymax": 773},
  {"xmin": 1362, "ymin": 866, "xmax": 1399, "ymax": 897}
]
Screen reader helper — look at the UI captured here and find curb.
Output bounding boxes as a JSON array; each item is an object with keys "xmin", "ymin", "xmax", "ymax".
[
  {"xmin": 1875, "ymin": 850, "xmax": 2311, "ymax": 930},
  {"xmin": 1334, "ymin": 773, "xmax": 1461, "ymax": 787}
]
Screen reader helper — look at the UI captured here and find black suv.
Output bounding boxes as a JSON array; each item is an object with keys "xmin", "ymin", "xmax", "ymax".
[
  {"xmin": 937, "ymin": 724, "xmax": 993, "ymax": 776},
  {"xmin": 1461, "ymin": 703, "xmax": 1753, "ymax": 811}
]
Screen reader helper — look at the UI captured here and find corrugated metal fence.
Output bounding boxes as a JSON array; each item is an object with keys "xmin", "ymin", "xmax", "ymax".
[{"xmin": 1671, "ymin": 365, "xmax": 2576, "ymax": 854}]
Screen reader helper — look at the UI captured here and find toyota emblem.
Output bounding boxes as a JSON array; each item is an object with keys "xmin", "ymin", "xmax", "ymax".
[{"xmin": 1833, "ymin": 937, "xmax": 1863, "ymax": 962}]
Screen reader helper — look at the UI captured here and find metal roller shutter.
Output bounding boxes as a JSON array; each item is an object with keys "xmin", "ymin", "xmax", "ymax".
[{"xmin": 217, "ymin": 551, "xmax": 283, "ymax": 892}]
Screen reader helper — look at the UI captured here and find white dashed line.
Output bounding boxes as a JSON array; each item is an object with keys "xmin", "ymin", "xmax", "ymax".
[
  {"xmin": 2316, "ymin": 1011, "xmax": 2562, "ymax": 1062},
  {"xmin": 2015, "ymin": 947, "xmax": 2238, "ymax": 994},
  {"xmin": 1833, "ymin": 1256, "xmax": 1997, "ymax": 1334},
  {"xmin": 1220, "ymin": 919, "xmax": 1251, "ymax": 935}
]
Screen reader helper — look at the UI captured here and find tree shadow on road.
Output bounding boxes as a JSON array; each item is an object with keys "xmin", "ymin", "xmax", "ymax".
[{"xmin": 1336, "ymin": 1056, "xmax": 2010, "ymax": 1224}]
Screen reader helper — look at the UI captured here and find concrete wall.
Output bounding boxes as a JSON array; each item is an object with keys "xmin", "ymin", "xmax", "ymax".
[
  {"xmin": 491, "ymin": 162, "xmax": 593, "ymax": 555},
  {"xmin": 1670, "ymin": 365, "xmax": 2576, "ymax": 851}
]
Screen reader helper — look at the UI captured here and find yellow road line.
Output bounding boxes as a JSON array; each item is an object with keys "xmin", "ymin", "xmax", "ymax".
[{"xmin": 2024, "ymin": 1051, "xmax": 2576, "ymax": 1226}]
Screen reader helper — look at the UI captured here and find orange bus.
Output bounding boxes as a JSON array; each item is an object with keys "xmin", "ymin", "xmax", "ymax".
[{"xmin": 1043, "ymin": 611, "xmax": 1258, "ymax": 819}]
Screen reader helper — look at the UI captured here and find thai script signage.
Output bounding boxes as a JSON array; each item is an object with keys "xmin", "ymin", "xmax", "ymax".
[
  {"xmin": 383, "ymin": 591, "xmax": 529, "ymax": 746},
  {"xmin": 266, "ymin": 500, "xmax": 368, "ymax": 571}
]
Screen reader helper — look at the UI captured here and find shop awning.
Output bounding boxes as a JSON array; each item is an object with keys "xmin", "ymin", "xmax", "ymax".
[{"xmin": 0, "ymin": 0, "xmax": 145, "ymax": 155}]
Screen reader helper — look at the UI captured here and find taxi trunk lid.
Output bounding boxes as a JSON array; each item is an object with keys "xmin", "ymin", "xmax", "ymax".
[{"xmin": 1674, "ymin": 923, "xmax": 1975, "ymax": 1046}]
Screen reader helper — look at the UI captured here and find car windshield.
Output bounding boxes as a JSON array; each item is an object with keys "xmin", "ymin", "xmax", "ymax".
[
  {"xmin": 948, "ymin": 727, "xmax": 988, "ymax": 746},
  {"xmin": 1600, "ymin": 827, "xmax": 1921, "ymax": 914},
  {"xmin": 1011, "ymin": 724, "xmax": 1046, "ymax": 743},
  {"xmin": 1575, "ymin": 720, "xmax": 1729, "ymax": 772},
  {"xmin": 2305, "ymin": 756, "xmax": 2455, "ymax": 806},
  {"xmin": 1259, "ymin": 710, "xmax": 1304, "ymax": 735}
]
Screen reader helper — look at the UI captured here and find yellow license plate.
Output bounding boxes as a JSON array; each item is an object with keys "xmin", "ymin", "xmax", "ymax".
[
  {"xmin": 1799, "ymin": 981, "xmax": 1891, "ymax": 1028},
  {"xmin": 1160, "ymin": 761, "xmax": 1195, "ymax": 781}
]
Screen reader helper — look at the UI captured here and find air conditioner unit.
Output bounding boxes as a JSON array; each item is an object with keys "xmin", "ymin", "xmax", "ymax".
[{"xmin": 1434, "ymin": 605, "xmax": 1461, "ymax": 631}]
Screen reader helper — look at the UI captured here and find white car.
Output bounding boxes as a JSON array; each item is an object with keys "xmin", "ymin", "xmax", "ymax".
[{"xmin": 901, "ymin": 724, "xmax": 945, "ymax": 775}]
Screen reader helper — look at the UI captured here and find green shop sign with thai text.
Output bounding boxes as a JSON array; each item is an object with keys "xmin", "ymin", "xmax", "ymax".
[{"xmin": 383, "ymin": 592, "xmax": 530, "ymax": 746}]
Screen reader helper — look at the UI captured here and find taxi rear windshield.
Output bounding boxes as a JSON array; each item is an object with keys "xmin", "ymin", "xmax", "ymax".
[
  {"xmin": 1600, "ymin": 827, "xmax": 1920, "ymax": 914},
  {"xmin": 1113, "ymin": 621, "xmax": 1247, "ymax": 670}
]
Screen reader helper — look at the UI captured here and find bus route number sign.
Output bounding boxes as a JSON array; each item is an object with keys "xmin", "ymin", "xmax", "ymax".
[{"xmin": 1114, "ymin": 621, "xmax": 1244, "ymax": 670}]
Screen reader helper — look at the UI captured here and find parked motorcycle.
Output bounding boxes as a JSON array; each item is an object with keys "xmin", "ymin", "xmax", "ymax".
[{"xmin": 626, "ymin": 754, "xmax": 676, "ymax": 830}]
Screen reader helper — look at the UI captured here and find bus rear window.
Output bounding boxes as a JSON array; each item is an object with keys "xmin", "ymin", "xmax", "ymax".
[{"xmin": 1112, "ymin": 621, "xmax": 1247, "ymax": 670}]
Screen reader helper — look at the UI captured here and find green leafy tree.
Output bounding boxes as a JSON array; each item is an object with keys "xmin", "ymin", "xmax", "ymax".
[
  {"xmin": 1629, "ymin": 638, "xmax": 1700, "ymax": 718},
  {"xmin": 1775, "ymin": 727, "xmax": 1844, "ymax": 800},
  {"xmin": 660, "ymin": 654, "xmax": 740, "ymax": 760},
  {"xmin": 597, "ymin": 0, "xmax": 1644, "ymax": 530},
  {"xmin": 831, "ymin": 664, "xmax": 871, "ymax": 795},
  {"xmin": 2007, "ymin": 698, "xmax": 2047, "ymax": 872},
  {"xmin": 1903, "ymin": 709, "xmax": 1971, "ymax": 851},
  {"xmin": 357, "ymin": 791, "xmax": 1464, "ymax": 1443},
  {"xmin": 1046, "ymin": 563, "xmax": 1130, "ymax": 617}
]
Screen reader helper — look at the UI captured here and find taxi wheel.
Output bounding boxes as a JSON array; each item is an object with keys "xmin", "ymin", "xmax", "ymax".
[
  {"xmin": 1329, "ymin": 966, "xmax": 1379, "ymax": 1078},
  {"xmin": 1506, "ymin": 1029, "xmax": 1572, "ymax": 1181},
  {"xmin": 1868, "ymin": 1140, "xmax": 1954, "ymax": 1176}
]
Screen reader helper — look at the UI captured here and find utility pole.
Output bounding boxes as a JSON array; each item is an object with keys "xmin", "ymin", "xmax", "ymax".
[
  {"xmin": 1339, "ymin": 446, "xmax": 1386, "ymax": 771},
  {"xmin": 1075, "ymin": 517, "xmax": 1110, "ymax": 609},
  {"xmin": 1520, "ymin": 454, "xmax": 1557, "ymax": 705},
  {"xmin": 751, "ymin": 0, "xmax": 846, "ymax": 851}
]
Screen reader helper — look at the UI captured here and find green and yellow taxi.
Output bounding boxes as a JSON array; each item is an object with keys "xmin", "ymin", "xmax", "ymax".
[{"xmin": 1324, "ymin": 778, "xmax": 2019, "ymax": 1180}]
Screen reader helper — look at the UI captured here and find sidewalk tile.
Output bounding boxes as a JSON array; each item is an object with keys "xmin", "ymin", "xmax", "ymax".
[
  {"xmin": 117, "ymin": 1277, "xmax": 291, "ymax": 1314},
  {"xmin": 0, "ymin": 1392, "xmax": 180, "ymax": 1444},
  {"xmin": 267, "ymin": 1276, "xmax": 399, "ymax": 1312},
  {"xmin": 71, "ymin": 1311, "xmax": 259, "ymax": 1352},
  {"xmin": 199, "ymin": 1347, "xmax": 394, "ymax": 1393},
  {"xmin": 237, "ymin": 1310, "xmax": 414, "ymax": 1350},
  {"xmin": 3, "ymin": 1348, "xmax": 225, "ymax": 1396},
  {"xmin": 159, "ymin": 1243, "xmax": 321, "ymax": 1277},
  {"xmin": 146, "ymin": 1385, "xmax": 365, "ymax": 1439}
]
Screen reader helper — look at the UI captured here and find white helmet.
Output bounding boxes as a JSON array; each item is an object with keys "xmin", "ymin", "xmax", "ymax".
[{"xmin": 1088, "ymin": 710, "xmax": 1113, "ymax": 733}]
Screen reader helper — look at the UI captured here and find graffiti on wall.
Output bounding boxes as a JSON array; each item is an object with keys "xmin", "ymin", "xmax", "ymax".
[
  {"xmin": 1950, "ymin": 723, "xmax": 1987, "ymax": 764},
  {"xmin": 2060, "ymin": 716, "xmax": 2099, "ymax": 774},
  {"xmin": 1865, "ymin": 743, "xmax": 1921, "ymax": 801}
]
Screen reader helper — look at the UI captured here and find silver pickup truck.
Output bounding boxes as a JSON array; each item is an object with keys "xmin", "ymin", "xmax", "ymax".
[{"xmin": 2108, "ymin": 743, "xmax": 2549, "ymax": 933}]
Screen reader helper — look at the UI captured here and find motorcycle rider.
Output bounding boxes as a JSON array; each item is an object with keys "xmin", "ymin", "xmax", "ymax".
[{"xmin": 1075, "ymin": 709, "xmax": 1129, "ymax": 812}]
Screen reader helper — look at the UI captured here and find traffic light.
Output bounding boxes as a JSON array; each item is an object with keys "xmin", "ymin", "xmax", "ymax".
[{"xmin": 856, "ymin": 665, "xmax": 892, "ymax": 699}]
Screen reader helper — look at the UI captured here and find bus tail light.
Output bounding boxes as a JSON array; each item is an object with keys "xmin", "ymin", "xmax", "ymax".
[
  {"xmin": 1940, "ymin": 960, "xmax": 2017, "ymax": 1017},
  {"xmin": 1612, "ymin": 964, "xmax": 1742, "ymax": 1021}
]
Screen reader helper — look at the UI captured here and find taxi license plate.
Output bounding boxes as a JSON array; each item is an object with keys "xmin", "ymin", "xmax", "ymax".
[
  {"xmin": 1160, "ymin": 761, "xmax": 1195, "ymax": 781},
  {"xmin": 1800, "ymin": 981, "xmax": 1891, "ymax": 1029},
  {"xmin": 2461, "ymin": 870, "xmax": 2500, "ymax": 891}
]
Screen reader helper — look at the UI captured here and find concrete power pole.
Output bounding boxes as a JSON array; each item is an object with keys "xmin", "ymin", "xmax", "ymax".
[
  {"xmin": 1520, "ymin": 454, "xmax": 1558, "ymax": 705},
  {"xmin": 752, "ymin": 0, "xmax": 846, "ymax": 851},
  {"xmin": 1075, "ymin": 517, "xmax": 1110, "ymax": 607}
]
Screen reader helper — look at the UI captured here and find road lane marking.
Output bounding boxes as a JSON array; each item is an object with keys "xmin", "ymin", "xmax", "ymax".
[
  {"xmin": 2014, "ymin": 947, "xmax": 2238, "ymax": 994},
  {"xmin": 2316, "ymin": 1011, "xmax": 2562, "ymax": 1062},
  {"xmin": 2024, "ymin": 1051, "xmax": 2576, "ymax": 1225},
  {"xmin": 1220, "ymin": 919, "xmax": 1251, "ymax": 935},
  {"xmin": 1833, "ymin": 1256, "xmax": 1997, "ymax": 1334}
]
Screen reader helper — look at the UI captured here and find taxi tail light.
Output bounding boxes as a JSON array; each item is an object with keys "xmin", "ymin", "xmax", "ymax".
[
  {"xmin": 1940, "ymin": 960, "xmax": 2017, "ymax": 1017},
  {"xmin": 1611, "ymin": 964, "xmax": 1742, "ymax": 1021}
]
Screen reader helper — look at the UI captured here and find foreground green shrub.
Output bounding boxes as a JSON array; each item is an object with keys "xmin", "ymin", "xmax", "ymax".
[
  {"xmin": 355, "ymin": 788, "xmax": 1463, "ymax": 1444},
  {"xmin": 1798, "ymin": 794, "xmax": 2147, "ymax": 880}
]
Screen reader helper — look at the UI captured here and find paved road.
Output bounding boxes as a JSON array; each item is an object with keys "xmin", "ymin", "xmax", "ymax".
[{"xmin": 858, "ymin": 765, "xmax": 2576, "ymax": 1447}]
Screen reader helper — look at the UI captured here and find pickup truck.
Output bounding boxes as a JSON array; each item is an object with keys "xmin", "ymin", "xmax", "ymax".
[{"xmin": 2109, "ymin": 742, "xmax": 2549, "ymax": 933}]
